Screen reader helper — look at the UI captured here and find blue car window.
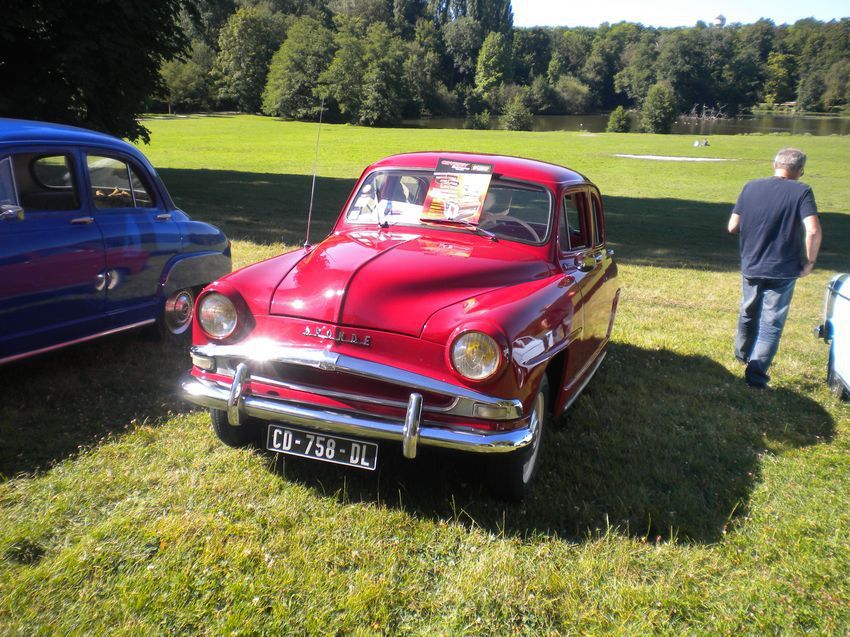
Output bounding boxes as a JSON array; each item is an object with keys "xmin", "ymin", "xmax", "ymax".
[
  {"xmin": 13, "ymin": 154, "xmax": 80, "ymax": 211},
  {"xmin": 87, "ymin": 155, "xmax": 156, "ymax": 209},
  {"xmin": 129, "ymin": 165, "xmax": 155, "ymax": 208},
  {"xmin": 88, "ymin": 155, "xmax": 134, "ymax": 209},
  {"xmin": 0, "ymin": 157, "xmax": 17, "ymax": 206}
]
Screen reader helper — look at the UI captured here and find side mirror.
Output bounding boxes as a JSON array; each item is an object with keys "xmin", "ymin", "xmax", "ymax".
[{"xmin": 0, "ymin": 204, "xmax": 24, "ymax": 222}]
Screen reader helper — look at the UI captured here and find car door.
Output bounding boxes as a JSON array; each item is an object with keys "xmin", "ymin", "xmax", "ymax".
[
  {"xmin": 83, "ymin": 151, "xmax": 181, "ymax": 327},
  {"xmin": 0, "ymin": 149, "xmax": 106, "ymax": 361},
  {"xmin": 581, "ymin": 187, "xmax": 618, "ymax": 353},
  {"xmin": 556, "ymin": 187, "xmax": 612, "ymax": 396}
]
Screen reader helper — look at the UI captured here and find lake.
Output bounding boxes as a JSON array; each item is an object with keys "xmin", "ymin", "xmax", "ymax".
[{"xmin": 402, "ymin": 113, "xmax": 850, "ymax": 136}]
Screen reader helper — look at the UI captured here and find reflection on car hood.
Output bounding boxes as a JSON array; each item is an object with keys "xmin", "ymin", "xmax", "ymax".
[{"xmin": 270, "ymin": 230, "xmax": 551, "ymax": 336}]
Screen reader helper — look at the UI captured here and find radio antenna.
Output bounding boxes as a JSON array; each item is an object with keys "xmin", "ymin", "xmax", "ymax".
[{"xmin": 304, "ymin": 95, "xmax": 325, "ymax": 250}]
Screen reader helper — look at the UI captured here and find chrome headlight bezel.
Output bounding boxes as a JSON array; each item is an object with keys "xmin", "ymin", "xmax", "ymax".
[
  {"xmin": 198, "ymin": 292, "xmax": 238, "ymax": 340},
  {"xmin": 450, "ymin": 331, "xmax": 503, "ymax": 381}
]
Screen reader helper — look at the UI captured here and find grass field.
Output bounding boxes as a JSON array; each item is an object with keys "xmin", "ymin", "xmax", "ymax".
[{"xmin": 1, "ymin": 115, "xmax": 848, "ymax": 634}]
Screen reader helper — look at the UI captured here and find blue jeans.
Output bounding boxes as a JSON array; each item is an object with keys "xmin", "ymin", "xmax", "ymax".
[{"xmin": 734, "ymin": 276, "xmax": 797, "ymax": 386}]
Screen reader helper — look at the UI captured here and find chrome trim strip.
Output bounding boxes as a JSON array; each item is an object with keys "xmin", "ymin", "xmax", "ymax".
[
  {"xmin": 560, "ymin": 350, "xmax": 607, "ymax": 414},
  {"xmin": 182, "ymin": 375, "xmax": 533, "ymax": 455},
  {"xmin": 248, "ymin": 373, "xmax": 458, "ymax": 413},
  {"xmin": 192, "ymin": 342, "xmax": 523, "ymax": 420},
  {"xmin": 0, "ymin": 319, "xmax": 157, "ymax": 366}
]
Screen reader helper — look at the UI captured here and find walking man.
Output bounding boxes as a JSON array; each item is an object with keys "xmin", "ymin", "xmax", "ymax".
[{"xmin": 728, "ymin": 147, "xmax": 822, "ymax": 388}]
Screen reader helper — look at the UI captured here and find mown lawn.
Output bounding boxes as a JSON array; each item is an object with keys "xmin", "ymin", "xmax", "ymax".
[{"xmin": 1, "ymin": 115, "xmax": 848, "ymax": 634}]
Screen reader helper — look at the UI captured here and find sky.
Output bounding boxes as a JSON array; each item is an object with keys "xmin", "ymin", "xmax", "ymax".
[{"xmin": 512, "ymin": 0, "xmax": 848, "ymax": 28}]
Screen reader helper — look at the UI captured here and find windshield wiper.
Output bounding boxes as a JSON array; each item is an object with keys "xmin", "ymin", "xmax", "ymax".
[{"xmin": 420, "ymin": 217, "xmax": 498, "ymax": 241}]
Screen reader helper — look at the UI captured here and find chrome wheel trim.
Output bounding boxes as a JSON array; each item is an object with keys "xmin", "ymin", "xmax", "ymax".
[
  {"xmin": 164, "ymin": 289, "xmax": 194, "ymax": 335},
  {"xmin": 521, "ymin": 390, "xmax": 545, "ymax": 484}
]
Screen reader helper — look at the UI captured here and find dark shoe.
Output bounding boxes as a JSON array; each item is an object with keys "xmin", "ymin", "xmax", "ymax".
[{"xmin": 746, "ymin": 380, "xmax": 767, "ymax": 390}]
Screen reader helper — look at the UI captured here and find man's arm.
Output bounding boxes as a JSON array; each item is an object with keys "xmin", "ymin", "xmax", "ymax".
[
  {"xmin": 799, "ymin": 215, "xmax": 822, "ymax": 278},
  {"xmin": 727, "ymin": 213, "xmax": 740, "ymax": 234}
]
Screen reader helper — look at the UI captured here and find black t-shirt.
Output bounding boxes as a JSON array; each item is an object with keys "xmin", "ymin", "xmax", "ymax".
[{"xmin": 733, "ymin": 177, "xmax": 818, "ymax": 278}]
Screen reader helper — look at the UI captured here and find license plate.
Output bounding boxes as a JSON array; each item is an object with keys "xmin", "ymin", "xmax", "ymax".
[{"xmin": 266, "ymin": 424, "xmax": 378, "ymax": 471}]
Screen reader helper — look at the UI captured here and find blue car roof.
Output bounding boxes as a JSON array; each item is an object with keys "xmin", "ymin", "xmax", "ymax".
[{"xmin": 0, "ymin": 118, "xmax": 145, "ymax": 160}]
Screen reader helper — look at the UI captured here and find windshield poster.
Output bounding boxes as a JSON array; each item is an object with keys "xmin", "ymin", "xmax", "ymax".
[{"xmin": 421, "ymin": 158, "xmax": 494, "ymax": 223}]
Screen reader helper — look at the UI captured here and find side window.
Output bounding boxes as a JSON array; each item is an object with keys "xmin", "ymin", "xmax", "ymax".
[
  {"xmin": 560, "ymin": 191, "xmax": 590, "ymax": 252},
  {"xmin": 590, "ymin": 191, "xmax": 604, "ymax": 246},
  {"xmin": 11, "ymin": 154, "xmax": 80, "ymax": 211},
  {"xmin": 87, "ymin": 155, "xmax": 155, "ymax": 209},
  {"xmin": 0, "ymin": 157, "xmax": 17, "ymax": 206}
]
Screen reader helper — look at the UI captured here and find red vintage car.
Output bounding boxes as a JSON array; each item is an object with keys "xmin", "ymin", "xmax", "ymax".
[{"xmin": 182, "ymin": 152, "xmax": 620, "ymax": 499}]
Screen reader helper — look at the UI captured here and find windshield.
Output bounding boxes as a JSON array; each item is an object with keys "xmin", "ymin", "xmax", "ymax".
[{"xmin": 345, "ymin": 169, "xmax": 552, "ymax": 245}]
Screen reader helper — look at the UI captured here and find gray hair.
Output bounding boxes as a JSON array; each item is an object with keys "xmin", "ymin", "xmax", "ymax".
[{"xmin": 773, "ymin": 147, "xmax": 807, "ymax": 172}]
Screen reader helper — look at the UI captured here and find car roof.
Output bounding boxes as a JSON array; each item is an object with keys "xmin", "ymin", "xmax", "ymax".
[
  {"xmin": 0, "ymin": 118, "xmax": 147, "ymax": 162},
  {"xmin": 368, "ymin": 151, "xmax": 589, "ymax": 188}
]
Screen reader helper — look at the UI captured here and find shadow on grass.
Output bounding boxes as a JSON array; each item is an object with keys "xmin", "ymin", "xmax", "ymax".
[
  {"xmin": 158, "ymin": 168, "xmax": 850, "ymax": 273},
  {"xmin": 158, "ymin": 168, "xmax": 356, "ymax": 246},
  {"xmin": 0, "ymin": 331, "xmax": 190, "ymax": 478},
  {"xmin": 605, "ymin": 196, "xmax": 850, "ymax": 272},
  {"xmin": 270, "ymin": 342, "xmax": 833, "ymax": 543}
]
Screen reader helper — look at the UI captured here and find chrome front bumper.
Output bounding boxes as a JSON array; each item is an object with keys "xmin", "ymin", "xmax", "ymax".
[{"xmin": 182, "ymin": 343, "xmax": 532, "ymax": 458}]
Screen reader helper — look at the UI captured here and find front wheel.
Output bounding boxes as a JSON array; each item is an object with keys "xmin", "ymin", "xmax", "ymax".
[
  {"xmin": 158, "ymin": 288, "xmax": 196, "ymax": 341},
  {"xmin": 828, "ymin": 351, "xmax": 849, "ymax": 401},
  {"xmin": 210, "ymin": 408, "xmax": 262, "ymax": 448},
  {"xmin": 486, "ymin": 376, "xmax": 549, "ymax": 501}
]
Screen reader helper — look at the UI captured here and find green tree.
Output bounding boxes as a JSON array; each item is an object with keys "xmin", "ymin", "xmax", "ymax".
[
  {"xmin": 512, "ymin": 28, "xmax": 551, "ymax": 84},
  {"xmin": 216, "ymin": 6, "xmax": 288, "ymax": 112},
  {"xmin": 614, "ymin": 31, "xmax": 658, "ymax": 106},
  {"xmin": 554, "ymin": 75, "xmax": 592, "ymax": 114},
  {"xmin": 501, "ymin": 92, "xmax": 533, "ymax": 130},
  {"xmin": 548, "ymin": 28, "xmax": 594, "ymax": 82},
  {"xmin": 0, "ymin": 0, "xmax": 189, "ymax": 141},
  {"xmin": 763, "ymin": 52, "xmax": 796, "ymax": 105},
  {"xmin": 823, "ymin": 59, "xmax": 850, "ymax": 109},
  {"xmin": 161, "ymin": 40, "xmax": 217, "ymax": 113},
  {"xmin": 358, "ymin": 23, "xmax": 407, "ymax": 125},
  {"xmin": 262, "ymin": 16, "xmax": 335, "ymax": 119},
  {"xmin": 606, "ymin": 105, "xmax": 631, "ymax": 132},
  {"xmin": 640, "ymin": 82, "xmax": 677, "ymax": 133},
  {"xmin": 402, "ymin": 18, "xmax": 446, "ymax": 116},
  {"xmin": 655, "ymin": 28, "xmax": 711, "ymax": 111},
  {"xmin": 328, "ymin": 0, "xmax": 392, "ymax": 23},
  {"xmin": 320, "ymin": 16, "xmax": 368, "ymax": 118},
  {"xmin": 442, "ymin": 16, "xmax": 485, "ymax": 84},
  {"xmin": 475, "ymin": 32, "xmax": 512, "ymax": 99}
]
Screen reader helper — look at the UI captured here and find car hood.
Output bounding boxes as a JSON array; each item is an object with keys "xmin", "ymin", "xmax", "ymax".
[{"xmin": 270, "ymin": 230, "xmax": 551, "ymax": 336}]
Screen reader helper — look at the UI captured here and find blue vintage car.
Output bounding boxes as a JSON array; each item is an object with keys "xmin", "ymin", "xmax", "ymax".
[
  {"xmin": 0, "ymin": 118, "xmax": 231, "ymax": 364},
  {"xmin": 817, "ymin": 273, "xmax": 849, "ymax": 400}
]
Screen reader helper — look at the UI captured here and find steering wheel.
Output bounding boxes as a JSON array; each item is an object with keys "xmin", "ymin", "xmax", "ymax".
[{"xmin": 480, "ymin": 214, "xmax": 541, "ymax": 242}]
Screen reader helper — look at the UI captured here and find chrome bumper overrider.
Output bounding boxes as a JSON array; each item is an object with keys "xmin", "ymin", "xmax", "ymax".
[{"xmin": 182, "ymin": 343, "xmax": 531, "ymax": 458}]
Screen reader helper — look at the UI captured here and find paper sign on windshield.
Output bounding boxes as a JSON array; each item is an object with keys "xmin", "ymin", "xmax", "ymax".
[{"xmin": 421, "ymin": 158, "xmax": 494, "ymax": 224}]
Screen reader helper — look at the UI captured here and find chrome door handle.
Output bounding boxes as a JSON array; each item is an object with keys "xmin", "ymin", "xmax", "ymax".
[
  {"xmin": 70, "ymin": 216, "xmax": 95, "ymax": 225},
  {"xmin": 0, "ymin": 205, "xmax": 25, "ymax": 221},
  {"xmin": 155, "ymin": 213, "xmax": 172, "ymax": 221}
]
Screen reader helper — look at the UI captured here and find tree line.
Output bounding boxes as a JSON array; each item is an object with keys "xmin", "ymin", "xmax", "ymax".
[{"xmin": 3, "ymin": 0, "xmax": 849, "ymax": 140}]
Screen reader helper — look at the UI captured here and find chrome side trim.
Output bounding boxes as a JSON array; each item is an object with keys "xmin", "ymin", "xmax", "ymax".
[
  {"xmin": 0, "ymin": 319, "xmax": 156, "ymax": 366},
  {"xmin": 248, "ymin": 373, "xmax": 458, "ymax": 413},
  {"xmin": 182, "ymin": 375, "xmax": 533, "ymax": 455},
  {"xmin": 192, "ymin": 341, "xmax": 523, "ymax": 420},
  {"xmin": 560, "ymin": 349, "xmax": 607, "ymax": 414}
]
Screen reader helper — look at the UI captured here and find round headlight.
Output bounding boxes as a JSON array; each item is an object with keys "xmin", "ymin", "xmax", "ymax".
[
  {"xmin": 451, "ymin": 331, "xmax": 501, "ymax": 380},
  {"xmin": 198, "ymin": 293, "xmax": 238, "ymax": 339}
]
